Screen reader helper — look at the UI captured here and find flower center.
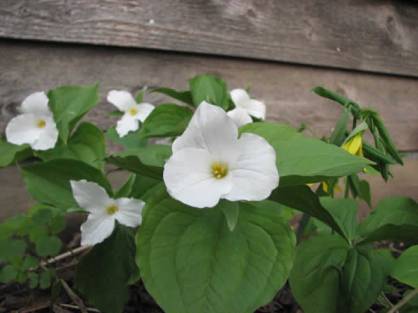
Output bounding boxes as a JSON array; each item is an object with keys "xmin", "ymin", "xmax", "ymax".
[
  {"xmin": 36, "ymin": 119, "xmax": 46, "ymax": 129},
  {"xmin": 128, "ymin": 107, "xmax": 138, "ymax": 116},
  {"xmin": 106, "ymin": 204, "xmax": 119, "ymax": 215},
  {"xmin": 211, "ymin": 162, "xmax": 228, "ymax": 179}
]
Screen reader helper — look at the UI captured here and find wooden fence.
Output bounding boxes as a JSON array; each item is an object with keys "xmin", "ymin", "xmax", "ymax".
[{"xmin": 0, "ymin": 0, "xmax": 417, "ymax": 218}]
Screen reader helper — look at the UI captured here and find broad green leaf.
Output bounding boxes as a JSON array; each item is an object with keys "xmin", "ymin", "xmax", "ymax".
[
  {"xmin": 290, "ymin": 235, "xmax": 389, "ymax": 313},
  {"xmin": 242, "ymin": 122, "xmax": 370, "ymax": 186},
  {"xmin": 218, "ymin": 200, "xmax": 239, "ymax": 231},
  {"xmin": 76, "ymin": 226, "xmax": 138, "ymax": 313},
  {"xmin": 139, "ymin": 104, "xmax": 192, "ymax": 138},
  {"xmin": 189, "ymin": 74, "xmax": 230, "ymax": 109},
  {"xmin": 48, "ymin": 84, "xmax": 99, "ymax": 141},
  {"xmin": 35, "ymin": 235, "xmax": 62, "ymax": 257},
  {"xmin": 0, "ymin": 239, "xmax": 26, "ymax": 263},
  {"xmin": 359, "ymin": 197, "xmax": 418, "ymax": 243},
  {"xmin": 392, "ymin": 245, "xmax": 418, "ymax": 288},
  {"xmin": 108, "ymin": 145, "xmax": 171, "ymax": 180},
  {"xmin": 115, "ymin": 174, "xmax": 160, "ymax": 200},
  {"xmin": 152, "ymin": 87, "xmax": 194, "ymax": 105},
  {"xmin": 22, "ymin": 159, "xmax": 111, "ymax": 210},
  {"xmin": 319, "ymin": 197, "xmax": 358, "ymax": 241},
  {"xmin": 106, "ymin": 127, "xmax": 148, "ymax": 150},
  {"xmin": 0, "ymin": 138, "xmax": 31, "ymax": 168},
  {"xmin": 38, "ymin": 122, "xmax": 105, "ymax": 169},
  {"xmin": 137, "ymin": 190, "xmax": 295, "ymax": 313},
  {"xmin": 271, "ymin": 186, "xmax": 347, "ymax": 240}
]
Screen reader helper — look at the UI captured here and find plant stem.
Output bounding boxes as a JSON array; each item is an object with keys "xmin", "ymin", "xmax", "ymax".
[{"xmin": 387, "ymin": 288, "xmax": 418, "ymax": 313}]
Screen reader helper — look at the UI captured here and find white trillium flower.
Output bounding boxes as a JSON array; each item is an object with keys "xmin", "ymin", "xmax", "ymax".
[
  {"xmin": 163, "ymin": 101, "xmax": 279, "ymax": 208},
  {"xmin": 70, "ymin": 180, "xmax": 145, "ymax": 246},
  {"xmin": 107, "ymin": 90, "xmax": 155, "ymax": 137},
  {"xmin": 227, "ymin": 88, "xmax": 266, "ymax": 127},
  {"xmin": 5, "ymin": 92, "xmax": 58, "ymax": 151}
]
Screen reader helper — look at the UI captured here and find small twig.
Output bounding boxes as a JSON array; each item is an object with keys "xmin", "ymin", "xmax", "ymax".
[
  {"xmin": 30, "ymin": 246, "xmax": 90, "ymax": 271},
  {"xmin": 60, "ymin": 279, "xmax": 88, "ymax": 313},
  {"xmin": 387, "ymin": 288, "xmax": 418, "ymax": 313},
  {"xmin": 59, "ymin": 303, "xmax": 100, "ymax": 312}
]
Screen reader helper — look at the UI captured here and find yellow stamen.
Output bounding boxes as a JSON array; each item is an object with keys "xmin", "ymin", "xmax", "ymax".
[
  {"xmin": 106, "ymin": 204, "xmax": 119, "ymax": 215},
  {"xmin": 128, "ymin": 107, "xmax": 138, "ymax": 116},
  {"xmin": 211, "ymin": 162, "xmax": 228, "ymax": 179},
  {"xmin": 36, "ymin": 119, "xmax": 46, "ymax": 129}
]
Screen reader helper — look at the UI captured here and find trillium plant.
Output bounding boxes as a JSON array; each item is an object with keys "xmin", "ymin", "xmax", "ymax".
[{"xmin": 0, "ymin": 74, "xmax": 416, "ymax": 313}]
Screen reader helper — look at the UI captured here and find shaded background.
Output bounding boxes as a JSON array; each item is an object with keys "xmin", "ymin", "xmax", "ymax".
[{"xmin": 0, "ymin": 0, "xmax": 417, "ymax": 220}]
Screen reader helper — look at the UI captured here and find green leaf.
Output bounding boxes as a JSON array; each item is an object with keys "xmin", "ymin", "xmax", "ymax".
[
  {"xmin": 22, "ymin": 159, "xmax": 111, "ymax": 210},
  {"xmin": 152, "ymin": 87, "xmax": 194, "ymax": 105},
  {"xmin": 0, "ymin": 138, "xmax": 31, "ymax": 168},
  {"xmin": 39, "ymin": 269, "xmax": 53, "ymax": 289},
  {"xmin": 28, "ymin": 272, "xmax": 39, "ymax": 289},
  {"xmin": 0, "ymin": 239, "xmax": 26, "ymax": 263},
  {"xmin": 108, "ymin": 145, "xmax": 171, "ymax": 180},
  {"xmin": 48, "ymin": 84, "xmax": 99, "ymax": 142},
  {"xmin": 106, "ymin": 127, "xmax": 148, "ymax": 150},
  {"xmin": 392, "ymin": 245, "xmax": 418, "ymax": 288},
  {"xmin": 21, "ymin": 256, "xmax": 39, "ymax": 271},
  {"xmin": 115, "ymin": 174, "xmax": 160, "ymax": 199},
  {"xmin": 137, "ymin": 190, "xmax": 295, "ymax": 313},
  {"xmin": 0, "ymin": 265, "xmax": 18, "ymax": 283},
  {"xmin": 35, "ymin": 236, "xmax": 62, "ymax": 257},
  {"xmin": 320, "ymin": 197, "xmax": 358, "ymax": 241},
  {"xmin": 76, "ymin": 226, "xmax": 138, "ymax": 313},
  {"xmin": 38, "ymin": 122, "xmax": 106, "ymax": 169},
  {"xmin": 290, "ymin": 235, "xmax": 389, "ymax": 313},
  {"xmin": 270, "ymin": 186, "xmax": 347, "ymax": 240},
  {"xmin": 242, "ymin": 122, "xmax": 370, "ymax": 186},
  {"xmin": 139, "ymin": 104, "xmax": 193, "ymax": 138},
  {"xmin": 218, "ymin": 200, "xmax": 239, "ymax": 231},
  {"xmin": 359, "ymin": 197, "xmax": 418, "ymax": 243},
  {"xmin": 372, "ymin": 115, "xmax": 403, "ymax": 165},
  {"xmin": 189, "ymin": 74, "xmax": 230, "ymax": 109},
  {"xmin": 329, "ymin": 109, "xmax": 350, "ymax": 146}
]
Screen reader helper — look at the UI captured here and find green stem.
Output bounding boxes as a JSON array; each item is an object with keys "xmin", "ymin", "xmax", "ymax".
[{"xmin": 387, "ymin": 288, "xmax": 418, "ymax": 313}]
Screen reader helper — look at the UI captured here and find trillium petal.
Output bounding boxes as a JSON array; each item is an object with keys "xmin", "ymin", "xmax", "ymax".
[
  {"xmin": 227, "ymin": 108, "xmax": 253, "ymax": 127},
  {"xmin": 116, "ymin": 113, "xmax": 139, "ymax": 137},
  {"xmin": 80, "ymin": 214, "xmax": 115, "ymax": 246},
  {"xmin": 225, "ymin": 133, "xmax": 279, "ymax": 201},
  {"xmin": 136, "ymin": 103, "xmax": 155, "ymax": 122},
  {"xmin": 246, "ymin": 99, "xmax": 266, "ymax": 120},
  {"xmin": 5, "ymin": 114, "xmax": 42, "ymax": 146},
  {"xmin": 164, "ymin": 148, "xmax": 232, "ymax": 208},
  {"xmin": 31, "ymin": 116, "xmax": 58, "ymax": 151},
  {"xmin": 107, "ymin": 90, "xmax": 137, "ymax": 112},
  {"xmin": 230, "ymin": 89, "xmax": 251, "ymax": 109},
  {"xmin": 70, "ymin": 180, "xmax": 111, "ymax": 213},
  {"xmin": 21, "ymin": 92, "xmax": 50, "ymax": 115},
  {"xmin": 115, "ymin": 198, "xmax": 144, "ymax": 227},
  {"xmin": 173, "ymin": 101, "xmax": 239, "ymax": 161}
]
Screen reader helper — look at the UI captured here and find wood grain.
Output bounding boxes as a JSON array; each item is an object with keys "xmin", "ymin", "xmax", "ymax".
[
  {"xmin": 0, "ymin": 1, "xmax": 417, "ymax": 77},
  {"xmin": 1, "ymin": 40, "xmax": 417, "ymax": 151}
]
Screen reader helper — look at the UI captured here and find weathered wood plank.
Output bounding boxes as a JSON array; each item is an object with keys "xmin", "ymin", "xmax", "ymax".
[
  {"xmin": 1, "ymin": 40, "xmax": 417, "ymax": 150},
  {"xmin": 0, "ymin": 1, "xmax": 417, "ymax": 77}
]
